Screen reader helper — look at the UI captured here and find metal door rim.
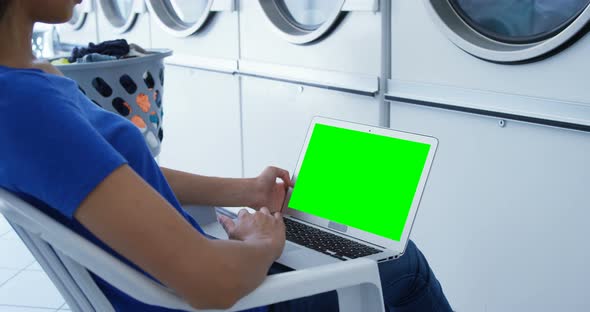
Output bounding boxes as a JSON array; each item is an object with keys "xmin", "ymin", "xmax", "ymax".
[
  {"xmin": 145, "ymin": 0, "xmax": 215, "ymax": 38},
  {"xmin": 257, "ymin": 0, "xmax": 346, "ymax": 45},
  {"xmin": 64, "ymin": 0, "xmax": 94, "ymax": 30},
  {"xmin": 424, "ymin": 0, "xmax": 590, "ymax": 63},
  {"xmin": 98, "ymin": 0, "xmax": 144, "ymax": 34}
]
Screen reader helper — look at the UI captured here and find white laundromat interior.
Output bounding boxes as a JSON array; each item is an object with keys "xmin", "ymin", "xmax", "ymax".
[{"xmin": 2, "ymin": 0, "xmax": 590, "ymax": 311}]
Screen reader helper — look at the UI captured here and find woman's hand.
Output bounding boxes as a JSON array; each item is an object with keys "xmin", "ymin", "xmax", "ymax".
[
  {"xmin": 249, "ymin": 166, "xmax": 293, "ymax": 213},
  {"xmin": 218, "ymin": 207, "xmax": 286, "ymax": 260}
]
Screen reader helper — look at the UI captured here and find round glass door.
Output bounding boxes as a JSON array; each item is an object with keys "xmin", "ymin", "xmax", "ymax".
[
  {"xmin": 259, "ymin": 0, "xmax": 345, "ymax": 44},
  {"xmin": 452, "ymin": 0, "xmax": 590, "ymax": 44},
  {"xmin": 111, "ymin": 0, "xmax": 134, "ymax": 26},
  {"xmin": 146, "ymin": 0, "xmax": 212, "ymax": 37},
  {"xmin": 64, "ymin": 1, "xmax": 93, "ymax": 30},
  {"xmin": 68, "ymin": 7, "xmax": 83, "ymax": 28},
  {"xmin": 426, "ymin": 0, "xmax": 590, "ymax": 63},
  {"xmin": 99, "ymin": 0, "xmax": 141, "ymax": 33},
  {"xmin": 277, "ymin": 0, "xmax": 343, "ymax": 31}
]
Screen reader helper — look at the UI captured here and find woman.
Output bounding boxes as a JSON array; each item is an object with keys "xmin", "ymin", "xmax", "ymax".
[{"xmin": 0, "ymin": 0, "xmax": 453, "ymax": 311}]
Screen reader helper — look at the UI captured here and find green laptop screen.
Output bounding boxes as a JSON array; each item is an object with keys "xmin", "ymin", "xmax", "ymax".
[{"xmin": 288, "ymin": 123, "xmax": 431, "ymax": 241}]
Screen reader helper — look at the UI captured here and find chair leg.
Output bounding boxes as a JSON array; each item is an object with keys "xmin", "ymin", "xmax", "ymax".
[
  {"xmin": 337, "ymin": 283, "xmax": 385, "ymax": 312},
  {"xmin": 11, "ymin": 226, "xmax": 89, "ymax": 312},
  {"xmin": 56, "ymin": 250, "xmax": 116, "ymax": 312}
]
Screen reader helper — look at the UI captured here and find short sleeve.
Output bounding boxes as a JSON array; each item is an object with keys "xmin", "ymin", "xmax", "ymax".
[{"xmin": 0, "ymin": 72, "xmax": 127, "ymax": 218}]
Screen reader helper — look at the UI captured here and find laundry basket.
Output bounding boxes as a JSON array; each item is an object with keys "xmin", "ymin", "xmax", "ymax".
[{"xmin": 55, "ymin": 49, "xmax": 172, "ymax": 157}]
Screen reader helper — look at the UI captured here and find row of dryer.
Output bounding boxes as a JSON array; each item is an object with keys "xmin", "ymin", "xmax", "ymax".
[
  {"xmin": 57, "ymin": 0, "xmax": 387, "ymax": 178},
  {"xmin": 62, "ymin": 0, "xmax": 590, "ymax": 64},
  {"xmin": 57, "ymin": 1, "xmax": 590, "ymax": 312},
  {"xmin": 59, "ymin": 0, "xmax": 590, "ymax": 120},
  {"xmin": 59, "ymin": 0, "xmax": 590, "ymax": 171}
]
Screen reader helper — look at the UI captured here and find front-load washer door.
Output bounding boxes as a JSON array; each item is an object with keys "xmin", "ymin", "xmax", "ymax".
[
  {"xmin": 258, "ymin": 0, "xmax": 378, "ymax": 45},
  {"xmin": 425, "ymin": 0, "xmax": 590, "ymax": 63},
  {"xmin": 146, "ymin": 0, "xmax": 235, "ymax": 37},
  {"xmin": 63, "ymin": 0, "xmax": 94, "ymax": 31},
  {"xmin": 258, "ymin": 0, "xmax": 344, "ymax": 44},
  {"xmin": 98, "ymin": 0, "xmax": 145, "ymax": 34}
]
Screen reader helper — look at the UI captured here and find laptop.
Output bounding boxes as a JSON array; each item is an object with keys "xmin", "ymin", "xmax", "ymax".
[{"xmin": 274, "ymin": 117, "xmax": 438, "ymax": 270}]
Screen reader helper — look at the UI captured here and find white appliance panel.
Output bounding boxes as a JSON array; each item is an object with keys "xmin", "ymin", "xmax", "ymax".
[
  {"xmin": 57, "ymin": 2, "xmax": 99, "ymax": 46},
  {"xmin": 241, "ymin": 76, "xmax": 381, "ymax": 177},
  {"xmin": 150, "ymin": 11, "xmax": 238, "ymax": 60},
  {"xmin": 97, "ymin": 0, "xmax": 151, "ymax": 48},
  {"xmin": 390, "ymin": 101, "xmax": 590, "ymax": 312},
  {"xmin": 158, "ymin": 65, "xmax": 242, "ymax": 178},
  {"xmin": 240, "ymin": 0, "xmax": 382, "ymax": 76},
  {"xmin": 391, "ymin": 0, "xmax": 590, "ymax": 106}
]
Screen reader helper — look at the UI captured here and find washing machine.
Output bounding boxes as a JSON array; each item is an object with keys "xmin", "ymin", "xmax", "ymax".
[
  {"xmin": 56, "ymin": 0, "xmax": 99, "ymax": 46},
  {"xmin": 386, "ymin": 1, "xmax": 590, "ymax": 311},
  {"xmin": 239, "ymin": 0, "xmax": 387, "ymax": 178},
  {"xmin": 145, "ymin": 0, "xmax": 241, "ymax": 178},
  {"xmin": 389, "ymin": 0, "xmax": 590, "ymax": 115},
  {"xmin": 96, "ymin": 0, "xmax": 151, "ymax": 48}
]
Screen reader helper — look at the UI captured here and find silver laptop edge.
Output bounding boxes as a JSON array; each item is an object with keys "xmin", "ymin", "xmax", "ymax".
[{"xmin": 274, "ymin": 117, "xmax": 438, "ymax": 269}]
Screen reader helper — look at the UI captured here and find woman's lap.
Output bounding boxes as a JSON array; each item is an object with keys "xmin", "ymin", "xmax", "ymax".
[{"xmin": 268, "ymin": 240, "xmax": 452, "ymax": 312}]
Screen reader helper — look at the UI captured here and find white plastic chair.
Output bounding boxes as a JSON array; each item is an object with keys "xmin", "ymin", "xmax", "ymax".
[{"xmin": 0, "ymin": 188, "xmax": 385, "ymax": 312}]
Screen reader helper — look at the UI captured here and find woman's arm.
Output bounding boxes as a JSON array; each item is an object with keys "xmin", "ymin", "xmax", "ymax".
[
  {"xmin": 160, "ymin": 166, "xmax": 292, "ymax": 212},
  {"xmin": 75, "ymin": 165, "xmax": 285, "ymax": 310}
]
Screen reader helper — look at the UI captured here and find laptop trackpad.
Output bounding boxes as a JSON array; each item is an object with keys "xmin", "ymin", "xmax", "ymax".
[
  {"xmin": 282, "ymin": 242, "xmax": 301, "ymax": 254},
  {"xmin": 277, "ymin": 242, "xmax": 339, "ymax": 270}
]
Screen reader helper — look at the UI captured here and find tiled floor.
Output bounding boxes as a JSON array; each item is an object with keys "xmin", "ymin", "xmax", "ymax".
[{"xmin": 0, "ymin": 215, "xmax": 69, "ymax": 312}]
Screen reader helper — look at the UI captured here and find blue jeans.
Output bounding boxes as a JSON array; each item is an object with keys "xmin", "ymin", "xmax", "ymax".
[{"xmin": 268, "ymin": 240, "xmax": 453, "ymax": 312}]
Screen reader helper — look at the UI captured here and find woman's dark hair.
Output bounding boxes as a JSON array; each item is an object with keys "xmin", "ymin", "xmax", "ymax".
[{"xmin": 0, "ymin": 0, "xmax": 12, "ymax": 21}]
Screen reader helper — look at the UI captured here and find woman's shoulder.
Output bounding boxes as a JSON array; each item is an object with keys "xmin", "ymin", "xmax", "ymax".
[
  {"xmin": 0, "ymin": 66, "xmax": 78, "ymax": 93},
  {"xmin": 0, "ymin": 67, "xmax": 81, "ymax": 113}
]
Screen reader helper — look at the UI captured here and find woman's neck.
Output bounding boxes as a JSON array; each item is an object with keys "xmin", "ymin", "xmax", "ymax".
[{"xmin": 0, "ymin": 2, "xmax": 34, "ymax": 69}]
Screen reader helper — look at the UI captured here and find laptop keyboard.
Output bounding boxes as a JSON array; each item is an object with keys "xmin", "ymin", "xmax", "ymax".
[{"xmin": 284, "ymin": 218, "xmax": 381, "ymax": 261}]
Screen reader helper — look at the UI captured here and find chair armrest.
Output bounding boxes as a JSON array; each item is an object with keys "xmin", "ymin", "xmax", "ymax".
[
  {"xmin": 226, "ymin": 258, "xmax": 384, "ymax": 312},
  {"xmin": 0, "ymin": 190, "xmax": 384, "ymax": 311}
]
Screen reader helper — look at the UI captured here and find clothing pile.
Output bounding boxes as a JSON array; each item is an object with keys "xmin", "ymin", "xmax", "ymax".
[{"xmin": 51, "ymin": 39, "xmax": 150, "ymax": 65}]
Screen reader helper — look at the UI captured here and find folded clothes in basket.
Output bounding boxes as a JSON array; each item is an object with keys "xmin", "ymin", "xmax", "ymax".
[
  {"xmin": 51, "ymin": 39, "xmax": 151, "ymax": 65},
  {"xmin": 76, "ymin": 53, "xmax": 117, "ymax": 63},
  {"xmin": 68, "ymin": 39, "xmax": 130, "ymax": 63}
]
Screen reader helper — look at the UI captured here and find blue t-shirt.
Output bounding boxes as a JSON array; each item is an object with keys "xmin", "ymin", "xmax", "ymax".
[{"xmin": 0, "ymin": 66, "xmax": 265, "ymax": 312}]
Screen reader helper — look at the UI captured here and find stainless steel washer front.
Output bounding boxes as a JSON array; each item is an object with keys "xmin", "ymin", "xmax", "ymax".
[
  {"xmin": 56, "ymin": 0, "xmax": 99, "ymax": 46},
  {"xmin": 258, "ymin": 0, "xmax": 345, "ymax": 44},
  {"xmin": 98, "ymin": 0, "xmax": 145, "ymax": 34},
  {"xmin": 96, "ymin": 0, "xmax": 150, "ymax": 47},
  {"xmin": 66, "ymin": 0, "xmax": 94, "ymax": 30},
  {"xmin": 426, "ymin": 0, "xmax": 590, "ymax": 63},
  {"xmin": 146, "ymin": 0, "xmax": 217, "ymax": 37}
]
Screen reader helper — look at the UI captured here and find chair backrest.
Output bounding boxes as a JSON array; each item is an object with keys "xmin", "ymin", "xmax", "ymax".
[{"xmin": 0, "ymin": 188, "xmax": 196, "ymax": 312}]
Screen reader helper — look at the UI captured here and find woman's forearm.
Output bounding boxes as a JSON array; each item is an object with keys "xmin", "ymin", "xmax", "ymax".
[
  {"xmin": 75, "ymin": 165, "xmax": 280, "ymax": 310},
  {"xmin": 160, "ymin": 167, "xmax": 258, "ymax": 207},
  {"xmin": 199, "ymin": 238, "xmax": 277, "ymax": 307}
]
